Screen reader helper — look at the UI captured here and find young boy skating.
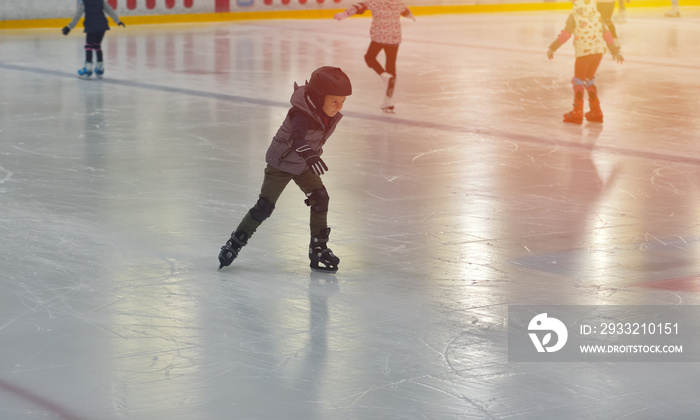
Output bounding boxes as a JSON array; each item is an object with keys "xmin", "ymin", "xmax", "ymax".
[{"xmin": 218, "ymin": 67, "xmax": 352, "ymax": 273}]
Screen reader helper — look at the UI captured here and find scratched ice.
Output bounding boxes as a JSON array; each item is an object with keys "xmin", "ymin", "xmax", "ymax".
[{"xmin": 1, "ymin": 8, "xmax": 700, "ymax": 420}]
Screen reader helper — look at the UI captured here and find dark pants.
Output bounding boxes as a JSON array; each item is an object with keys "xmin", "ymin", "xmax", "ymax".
[
  {"xmin": 85, "ymin": 31, "xmax": 106, "ymax": 63},
  {"xmin": 364, "ymin": 41, "xmax": 399, "ymax": 78},
  {"xmin": 237, "ymin": 165, "xmax": 328, "ymax": 237}
]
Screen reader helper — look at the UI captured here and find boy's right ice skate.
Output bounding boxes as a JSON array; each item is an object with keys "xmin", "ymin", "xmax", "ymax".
[
  {"xmin": 309, "ymin": 227, "xmax": 340, "ymax": 272},
  {"xmin": 218, "ymin": 230, "xmax": 248, "ymax": 269},
  {"xmin": 77, "ymin": 62, "xmax": 93, "ymax": 80}
]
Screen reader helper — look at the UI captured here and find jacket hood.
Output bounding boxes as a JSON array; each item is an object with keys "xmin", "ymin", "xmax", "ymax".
[{"xmin": 290, "ymin": 82, "xmax": 341, "ymax": 122}]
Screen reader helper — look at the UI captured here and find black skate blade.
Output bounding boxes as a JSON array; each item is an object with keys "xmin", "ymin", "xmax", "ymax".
[
  {"xmin": 218, "ymin": 257, "xmax": 232, "ymax": 270},
  {"xmin": 311, "ymin": 267, "xmax": 338, "ymax": 273},
  {"xmin": 310, "ymin": 262, "xmax": 338, "ymax": 273}
]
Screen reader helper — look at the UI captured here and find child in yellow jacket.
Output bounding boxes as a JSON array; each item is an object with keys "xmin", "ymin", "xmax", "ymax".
[{"xmin": 547, "ymin": 0, "xmax": 624, "ymax": 124}]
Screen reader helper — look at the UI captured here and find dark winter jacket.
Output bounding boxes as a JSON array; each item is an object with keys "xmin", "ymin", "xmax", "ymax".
[
  {"xmin": 67, "ymin": 0, "xmax": 122, "ymax": 33},
  {"xmin": 265, "ymin": 83, "xmax": 343, "ymax": 175}
]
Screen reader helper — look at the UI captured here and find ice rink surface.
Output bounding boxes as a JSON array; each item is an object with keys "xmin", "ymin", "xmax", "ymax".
[{"xmin": 1, "ymin": 7, "xmax": 700, "ymax": 419}]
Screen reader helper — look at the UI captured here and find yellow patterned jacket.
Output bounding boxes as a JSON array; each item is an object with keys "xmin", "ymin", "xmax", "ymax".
[{"xmin": 549, "ymin": 0, "xmax": 618, "ymax": 58}]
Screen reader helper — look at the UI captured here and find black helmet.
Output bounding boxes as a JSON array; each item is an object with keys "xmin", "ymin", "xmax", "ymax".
[{"xmin": 308, "ymin": 66, "xmax": 352, "ymax": 97}]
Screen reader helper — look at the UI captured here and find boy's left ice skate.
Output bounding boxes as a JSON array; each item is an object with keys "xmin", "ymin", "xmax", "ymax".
[
  {"xmin": 309, "ymin": 227, "xmax": 340, "ymax": 272},
  {"xmin": 218, "ymin": 230, "xmax": 249, "ymax": 269}
]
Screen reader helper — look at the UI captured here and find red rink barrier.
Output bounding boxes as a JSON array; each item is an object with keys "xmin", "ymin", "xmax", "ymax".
[
  {"xmin": 105, "ymin": 0, "xmax": 340, "ymax": 13},
  {"xmin": 107, "ymin": 0, "xmax": 195, "ymax": 10},
  {"xmin": 261, "ymin": 0, "xmax": 340, "ymax": 5},
  {"xmin": 216, "ymin": 0, "xmax": 230, "ymax": 11}
]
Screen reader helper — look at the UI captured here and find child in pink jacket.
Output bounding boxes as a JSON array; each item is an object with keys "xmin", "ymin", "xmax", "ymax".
[
  {"xmin": 547, "ymin": 0, "xmax": 624, "ymax": 124},
  {"xmin": 335, "ymin": 0, "xmax": 415, "ymax": 113}
]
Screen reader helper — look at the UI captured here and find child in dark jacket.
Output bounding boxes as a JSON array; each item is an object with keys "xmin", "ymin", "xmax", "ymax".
[
  {"xmin": 218, "ymin": 67, "xmax": 352, "ymax": 273},
  {"xmin": 547, "ymin": 0, "xmax": 623, "ymax": 124},
  {"xmin": 62, "ymin": 0, "xmax": 125, "ymax": 79}
]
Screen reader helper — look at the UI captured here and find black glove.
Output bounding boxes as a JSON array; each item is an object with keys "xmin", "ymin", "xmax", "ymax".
[
  {"xmin": 295, "ymin": 144, "xmax": 328, "ymax": 175},
  {"xmin": 62, "ymin": 26, "xmax": 70, "ymax": 35},
  {"xmin": 118, "ymin": 21, "xmax": 126, "ymax": 27}
]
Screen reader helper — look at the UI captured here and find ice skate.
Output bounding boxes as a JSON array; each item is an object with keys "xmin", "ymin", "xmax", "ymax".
[
  {"xmin": 379, "ymin": 71, "xmax": 393, "ymax": 87},
  {"xmin": 563, "ymin": 82, "xmax": 584, "ymax": 124},
  {"xmin": 77, "ymin": 62, "xmax": 93, "ymax": 80},
  {"xmin": 386, "ymin": 75, "xmax": 396, "ymax": 98},
  {"xmin": 218, "ymin": 230, "xmax": 248, "ymax": 269},
  {"xmin": 584, "ymin": 84, "xmax": 603, "ymax": 123},
  {"xmin": 380, "ymin": 95, "xmax": 395, "ymax": 113},
  {"xmin": 94, "ymin": 62, "xmax": 104, "ymax": 79},
  {"xmin": 563, "ymin": 106, "xmax": 583, "ymax": 124},
  {"xmin": 614, "ymin": 11, "xmax": 627, "ymax": 23},
  {"xmin": 584, "ymin": 103, "xmax": 603, "ymax": 123},
  {"xmin": 309, "ymin": 227, "xmax": 339, "ymax": 272},
  {"xmin": 665, "ymin": 7, "xmax": 680, "ymax": 17}
]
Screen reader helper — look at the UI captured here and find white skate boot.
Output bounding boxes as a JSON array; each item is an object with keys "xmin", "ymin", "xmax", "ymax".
[
  {"xmin": 665, "ymin": 6, "xmax": 680, "ymax": 17},
  {"xmin": 94, "ymin": 62, "xmax": 104, "ymax": 79},
  {"xmin": 379, "ymin": 72, "xmax": 393, "ymax": 86},
  {"xmin": 380, "ymin": 95, "xmax": 395, "ymax": 113},
  {"xmin": 77, "ymin": 62, "xmax": 93, "ymax": 79}
]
